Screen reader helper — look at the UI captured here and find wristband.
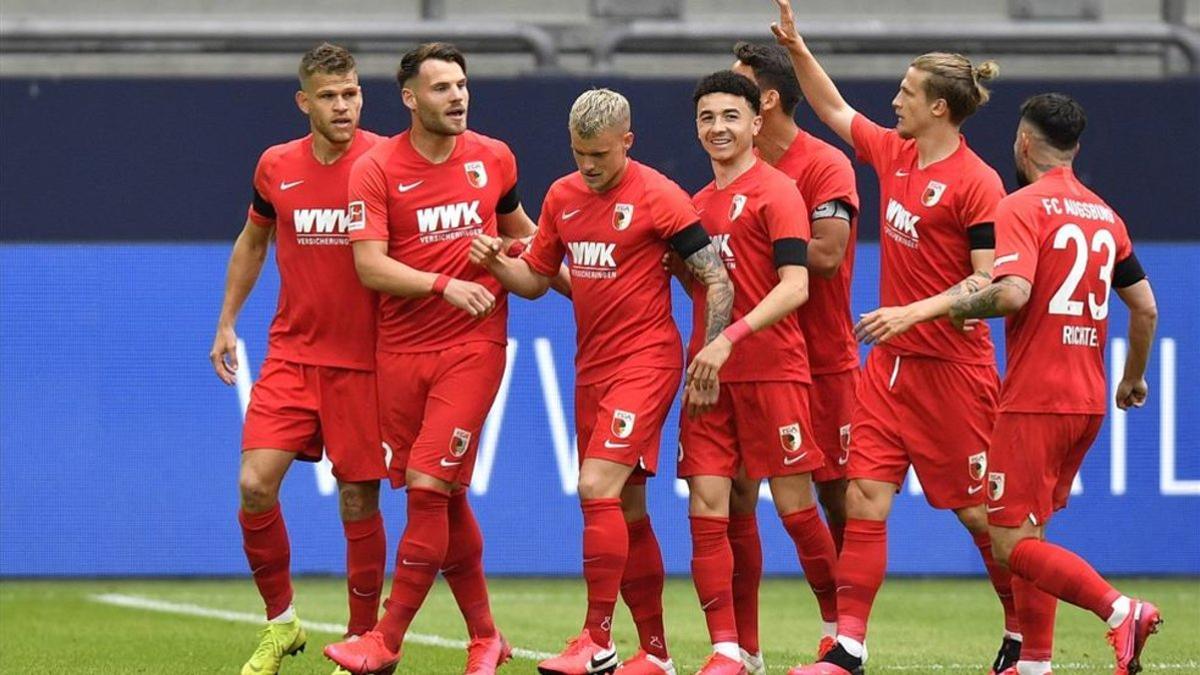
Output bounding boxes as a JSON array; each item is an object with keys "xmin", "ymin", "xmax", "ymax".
[
  {"xmin": 721, "ymin": 318, "xmax": 752, "ymax": 344},
  {"xmin": 431, "ymin": 274, "xmax": 452, "ymax": 296},
  {"xmin": 506, "ymin": 240, "xmax": 528, "ymax": 257}
]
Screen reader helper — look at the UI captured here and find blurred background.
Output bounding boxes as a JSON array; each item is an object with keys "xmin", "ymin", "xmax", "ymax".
[{"xmin": 1, "ymin": 1, "xmax": 1197, "ymax": 579}]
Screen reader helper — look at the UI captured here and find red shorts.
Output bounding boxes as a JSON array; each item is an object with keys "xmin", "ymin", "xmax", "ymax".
[
  {"xmin": 576, "ymin": 367, "xmax": 680, "ymax": 483},
  {"xmin": 810, "ymin": 368, "xmax": 859, "ymax": 483},
  {"xmin": 848, "ymin": 347, "xmax": 999, "ymax": 510},
  {"xmin": 242, "ymin": 358, "xmax": 387, "ymax": 483},
  {"xmin": 986, "ymin": 412, "xmax": 1104, "ymax": 527},
  {"xmin": 377, "ymin": 341, "xmax": 506, "ymax": 488},
  {"xmin": 679, "ymin": 381, "xmax": 824, "ymax": 481}
]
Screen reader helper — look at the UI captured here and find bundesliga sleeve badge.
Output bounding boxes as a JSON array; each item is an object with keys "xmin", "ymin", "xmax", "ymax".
[
  {"xmin": 464, "ymin": 161, "xmax": 488, "ymax": 188},
  {"xmin": 921, "ymin": 180, "xmax": 947, "ymax": 207},
  {"xmin": 612, "ymin": 203, "xmax": 634, "ymax": 231}
]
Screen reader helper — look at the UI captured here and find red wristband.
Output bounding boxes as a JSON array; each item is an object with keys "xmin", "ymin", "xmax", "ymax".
[
  {"xmin": 431, "ymin": 274, "xmax": 452, "ymax": 296},
  {"xmin": 721, "ymin": 318, "xmax": 752, "ymax": 344},
  {"xmin": 505, "ymin": 240, "xmax": 528, "ymax": 257}
]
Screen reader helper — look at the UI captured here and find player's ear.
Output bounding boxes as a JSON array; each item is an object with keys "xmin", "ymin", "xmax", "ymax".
[
  {"xmin": 930, "ymin": 97, "xmax": 949, "ymax": 120},
  {"xmin": 400, "ymin": 86, "xmax": 418, "ymax": 112},
  {"xmin": 623, "ymin": 131, "xmax": 634, "ymax": 151},
  {"xmin": 752, "ymin": 113, "xmax": 763, "ymax": 136},
  {"xmin": 295, "ymin": 89, "xmax": 310, "ymax": 115},
  {"xmin": 761, "ymin": 89, "xmax": 779, "ymax": 113}
]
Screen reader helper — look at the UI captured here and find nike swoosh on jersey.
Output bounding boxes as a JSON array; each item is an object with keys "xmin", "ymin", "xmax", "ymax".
[
  {"xmin": 986, "ymin": 505, "xmax": 1006, "ymax": 513},
  {"xmin": 783, "ymin": 452, "xmax": 809, "ymax": 466},
  {"xmin": 894, "ymin": 170, "xmax": 909, "ymax": 177},
  {"xmin": 440, "ymin": 458, "xmax": 462, "ymax": 467},
  {"xmin": 968, "ymin": 484, "xmax": 984, "ymax": 495},
  {"xmin": 280, "ymin": 180, "xmax": 304, "ymax": 190},
  {"xmin": 562, "ymin": 209, "xmax": 581, "ymax": 220},
  {"xmin": 604, "ymin": 440, "xmax": 630, "ymax": 449},
  {"xmin": 397, "ymin": 181, "xmax": 424, "ymax": 192}
]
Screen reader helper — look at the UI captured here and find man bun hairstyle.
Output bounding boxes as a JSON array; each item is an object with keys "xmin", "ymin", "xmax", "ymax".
[
  {"xmin": 733, "ymin": 41, "xmax": 803, "ymax": 115},
  {"xmin": 298, "ymin": 42, "xmax": 356, "ymax": 85},
  {"xmin": 910, "ymin": 52, "xmax": 999, "ymax": 123},
  {"xmin": 1020, "ymin": 92, "xmax": 1088, "ymax": 150},
  {"xmin": 693, "ymin": 70, "xmax": 762, "ymax": 115},
  {"xmin": 397, "ymin": 42, "xmax": 467, "ymax": 87}
]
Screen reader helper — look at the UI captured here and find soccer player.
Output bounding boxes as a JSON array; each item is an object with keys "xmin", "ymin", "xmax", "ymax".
[
  {"xmin": 770, "ymin": 2, "xmax": 1020, "ymax": 673},
  {"xmin": 948, "ymin": 93, "xmax": 1161, "ymax": 675},
  {"xmin": 469, "ymin": 87, "xmax": 734, "ymax": 675},
  {"xmin": 322, "ymin": 43, "xmax": 541, "ymax": 675},
  {"xmin": 679, "ymin": 70, "xmax": 837, "ymax": 675},
  {"xmin": 729, "ymin": 42, "xmax": 861, "ymax": 671},
  {"xmin": 209, "ymin": 43, "xmax": 388, "ymax": 675}
]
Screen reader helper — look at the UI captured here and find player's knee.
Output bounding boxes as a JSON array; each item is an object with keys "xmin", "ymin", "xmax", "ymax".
[
  {"xmin": 954, "ymin": 505, "xmax": 989, "ymax": 535},
  {"xmin": 577, "ymin": 472, "xmax": 619, "ymax": 500},
  {"xmin": 238, "ymin": 468, "xmax": 281, "ymax": 511},
  {"xmin": 338, "ymin": 481, "xmax": 380, "ymax": 522},
  {"xmin": 845, "ymin": 480, "xmax": 890, "ymax": 519},
  {"xmin": 817, "ymin": 480, "xmax": 848, "ymax": 523},
  {"xmin": 729, "ymin": 485, "xmax": 758, "ymax": 515}
]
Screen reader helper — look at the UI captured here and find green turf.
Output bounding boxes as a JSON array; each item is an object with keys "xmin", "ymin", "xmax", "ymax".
[{"xmin": 1, "ymin": 577, "xmax": 1196, "ymax": 673}]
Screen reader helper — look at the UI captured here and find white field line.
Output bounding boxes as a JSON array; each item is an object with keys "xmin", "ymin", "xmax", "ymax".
[{"xmin": 90, "ymin": 593, "xmax": 555, "ymax": 661}]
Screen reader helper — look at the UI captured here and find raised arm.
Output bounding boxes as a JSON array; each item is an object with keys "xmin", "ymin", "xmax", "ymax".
[
  {"xmin": 210, "ymin": 218, "xmax": 272, "ymax": 384},
  {"xmin": 1114, "ymin": 278, "xmax": 1157, "ymax": 410},
  {"xmin": 353, "ymin": 239, "xmax": 497, "ymax": 318},
  {"xmin": 771, "ymin": 0, "xmax": 858, "ymax": 144},
  {"xmin": 498, "ymin": 207, "xmax": 572, "ymax": 298},
  {"xmin": 468, "ymin": 234, "xmax": 554, "ymax": 300}
]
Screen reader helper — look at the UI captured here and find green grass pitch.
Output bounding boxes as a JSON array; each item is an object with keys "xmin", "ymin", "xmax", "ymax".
[{"xmin": 1, "ymin": 577, "xmax": 1196, "ymax": 673}]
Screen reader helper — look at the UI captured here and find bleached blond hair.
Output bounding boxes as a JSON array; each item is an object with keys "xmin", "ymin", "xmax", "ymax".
[{"xmin": 568, "ymin": 88, "xmax": 631, "ymax": 138}]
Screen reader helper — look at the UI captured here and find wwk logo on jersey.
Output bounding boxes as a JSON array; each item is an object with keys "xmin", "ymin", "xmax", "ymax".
[
  {"xmin": 711, "ymin": 233, "xmax": 736, "ymax": 269},
  {"xmin": 884, "ymin": 198, "xmax": 920, "ymax": 248},
  {"xmin": 729, "ymin": 194, "xmax": 748, "ymax": 221},
  {"xmin": 464, "ymin": 161, "xmax": 488, "ymax": 188},
  {"xmin": 968, "ymin": 451, "xmax": 988, "ymax": 481},
  {"xmin": 779, "ymin": 423, "xmax": 802, "ymax": 452},
  {"xmin": 450, "ymin": 428, "xmax": 471, "ymax": 457},
  {"xmin": 567, "ymin": 241, "xmax": 618, "ymax": 279},
  {"xmin": 613, "ymin": 203, "xmax": 634, "ymax": 231},
  {"xmin": 922, "ymin": 180, "xmax": 947, "ymax": 207},
  {"xmin": 293, "ymin": 208, "xmax": 353, "ymax": 244},
  {"xmin": 416, "ymin": 200, "xmax": 483, "ymax": 243},
  {"xmin": 612, "ymin": 410, "xmax": 636, "ymax": 439},
  {"xmin": 988, "ymin": 472, "xmax": 1005, "ymax": 501}
]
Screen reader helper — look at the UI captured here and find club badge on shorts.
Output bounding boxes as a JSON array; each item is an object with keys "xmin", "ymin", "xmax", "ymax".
[
  {"xmin": 838, "ymin": 423, "xmax": 852, "ymax": 466},
  {"xmin": 779, "ymin": 423, "xmax": 802, "ymax": 453},
  {"xmin": 729, "ymin": 194, "xmax": 748, "ymax": 221},
  {"xmin": 613, "ymin": 203, "xmax": 634, "ymax": 231},
  {"xmin": 988, "ymin": 471, "xmax": 1005, "ymax": 501},
  {"xmin": 450, "ymin": 428, "xmax": 472, "ymax": 457},
  {"xmin": 922, "ymin": 180, "xmax": 947, "ymax": 207},
  {"xmin": 968, "ymin": 451, "xmax": 988, "ymax": 481},
  {"xmin": 612, "ymin": 409, "xmax": 636, "ymax": 438},
  {"xmin": 464, "ymin": 161, "xmax": 488, "ymax": 188}
]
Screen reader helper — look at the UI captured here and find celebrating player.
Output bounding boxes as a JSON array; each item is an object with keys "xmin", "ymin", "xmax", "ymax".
[
  {"xmin": 209, "ymin": 43, "xmax": 388, "ymax": 675},
  {"xmin": 770, "ymin": 2, "xmax": 1021, "ymax": 673},
  {"xmin": 678, "ymin": 70, "xmax": 836, "ymax": 675},
  {"xmin": 470, "ymin": 87, "xmax": 734, "ymax": 675},
  {"xmin": 728, "ymin": 42, "xmax": 861, "ymax": 670},
  {"xmin": 322, "ymin": 42, "xmax": 540, "ymax": 675},
  {"xmin": 948, "ymin": 93, "xmax": 1161, "ymax": 675}
]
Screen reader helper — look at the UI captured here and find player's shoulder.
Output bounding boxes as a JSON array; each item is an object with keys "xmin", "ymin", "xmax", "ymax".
[
  {"xmin": 800, "ymin": 131, "xmax": 854, "ymax": 171},
  {"xmin": 357, "ymin": 128, "xmax": 387, "ymax": 147},
  {"xmin": 463, "ymin": 130, "xmax": 515, "ymax": 162},
  {"xmin": 256, "ymin": 135, "xmax": 309, "ymax": 171},
  {"xmin": 545, "ymin": 172, "xmax": 583, "ymax": 200},
  {"xmin": 958, "ymin": 143, "xmax": 1004, "ymax": 186},
  {"xmin": 631, "ymin": 160, "xmax": 688, "ymax": 198},
  {"xmin": 691, "ymin": 180, "xmax": 718, "ymax": 205},
  {"xmin": 756, "ymin": 159, "xmax": 800, "ymax": 189}
]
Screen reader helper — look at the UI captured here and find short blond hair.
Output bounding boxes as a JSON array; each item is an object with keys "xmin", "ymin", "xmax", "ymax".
[
  {"xmin": 569, "ymin": 88, "xmax": 631, "ymax": 138},
  {"xmin": 910, "ymin": 52, "xmax": 999, "ymax": 123}
]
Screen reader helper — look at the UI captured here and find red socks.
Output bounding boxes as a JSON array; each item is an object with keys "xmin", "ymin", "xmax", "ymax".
[
  {"xmin": 240, "ymin": 503, "xmax": 293, "ymax": 619},
  {"xmin": 781, "ymin": 507, "xmax": 839, "ymax": 624},
  {"xmin": 690, "ymin": 515, "xmax": 738, "ymax": 645},
  {"xmin": 972, "ymin": 531, "xmax": 1020, "ymax": 634},
  {"xmin": 1008, "ymin": 538, "xmax": 1120, "ymax": 622},
  {"xmin": 582, "ymin": 498, "xmax": 627, "ymax": 646},
  {"xmin": 621, "ymin": 517, "xmax": 668, "ymax": 659},
  {"xmin": 835, "ymin": 518, "xmax": 888, "ymax": 642},
  {"xmin": 443, "ymin": 489, "xmax": 497, "ymax": 639},
  {"xmin": 728, "ymin": 513, "xmax": 762, "ymax": 654},
  {"xmin": 377, "ymin": 487, "xmax": 451, "ymax": 651},
  {"xmin": 343, "ymin": 511, "xmax": 387, "ymax": 636},
  {"xmin": 1012, "ymin": 575, "xmax": 1057, "ymax": 662}
]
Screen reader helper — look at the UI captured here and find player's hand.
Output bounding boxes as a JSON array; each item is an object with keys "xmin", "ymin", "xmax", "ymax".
[
  {"xmin": 688, "ymin": 335, "xmax": 732, "ymax": 392},
  {"xmin": 948, "ymin": 312, "xmax": 982, "ymax": 333},
  {"xmin": 469, "ymin": 234, "xmax": 503, "ymax": 267},
  {"xmin": 770, "ymin": 0, "xmax": 807, "ymax": 52},
  {"xmin": 683, "ymin": 378, "xmax": 719, "ymax": 418},
  {"xmin": 442, "ymin": 279, "xmax": 496, "ymax": 319},
  {"xmin": 209, "ymin": 324, "xmax": 239, "ymax": 385},
  {"xmin": 1115, "ymin": 377, "xmax": 1149, "ymax": 410},
  {"xmin": 855, "ymin": 306, "xmax": 918, "ymax": 344}
]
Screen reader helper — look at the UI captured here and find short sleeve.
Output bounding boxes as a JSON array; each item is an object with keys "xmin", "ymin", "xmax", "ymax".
[
  {"xmin": 247, "ymin": 150, "xmax": 276, "ymax": 227},
  {"xmin": 346, "ymin": 155, "xmax": 391, "ymax": 242},
  {"xmin": 498, "ymin": 142, "xmax": 519, "ymax": 194},
  {"xmin": 762, "ymin": 178, "xmax": 811, "ymax": 243},
  {"xmin": 649, "ymin": 177, "xmax": 700, "ymax": 240},
  {"xmin": 805, "ymin": 150, "xmax": 860, "ymax": 216},
  {"xmin": 850, "ymin": 113, "xmax": 899, "ymax": 172},
  {"xmin": 956, "ymin": 167, "xmax": 1006, "ymax": 230},
  {"xmin": 991, "ymin": 198, "xmax": 1039, "ymax": 284},
  {"xmin": 1113, "ymin": 215, "xmax": 1134, "ymax": 262},
  {"xmin": 523, "ymin": 192, "xmax": 566, "ymax": 277}
]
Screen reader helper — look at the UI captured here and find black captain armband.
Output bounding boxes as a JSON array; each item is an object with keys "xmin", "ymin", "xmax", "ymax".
[
  {"xmin": 967, "ymin": 222, "xmax": 995, "ymax": 250},
  {"xmin": 773, "ymin": 238, "xmax": 809, "ymax": 267},
  {"xmin": 811, "ymin": 199, "xmax": 854, "ymax": 222},
  {"xmin": 496, "ymin": 183, "xmax": 521, "ymax": 215},
  {"xmin": 668, "ymin": 222, "xmax": 711, "ymax": 258},
  {"xmin": 252, "ymin": 188, "xmax": 276, "ymax": 220},
  {"xmin": 1113, "ymin": 253, "xmax": 1147, "ymax": 288}
]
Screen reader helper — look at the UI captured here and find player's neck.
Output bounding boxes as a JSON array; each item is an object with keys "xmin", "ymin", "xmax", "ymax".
[
  {"xmin": 711, "ymin": 150, "xmax": 757, "ymax": 189},
  {"xmin": 755, "ymin": 117, "xmax": 800, "ymax": 165},
  {"xmin": 915, "ymin": 124, "xmax": 961, "ymax": 169},
  {"xmin": 409, "ymin": 123, "xmax": 459, "ymax": 164},
  {"xmin": 310, "ymin": 131, "xmax": 353, "ymax": 165}
]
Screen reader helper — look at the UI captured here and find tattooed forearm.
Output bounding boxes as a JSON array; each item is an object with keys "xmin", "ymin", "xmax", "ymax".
[
  {"xmin": 685, "ymin": 243, "xmax": 734, "ymax": 343},
  {"xmin": 950, "ymin": 277, "xmax": 1032, "ymax": 320},
  {"xmin": 944, "ymin": 269, "xmax": 993, "ymax": 298}
]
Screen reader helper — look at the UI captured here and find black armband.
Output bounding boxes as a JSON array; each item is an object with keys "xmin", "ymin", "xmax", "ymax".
[
  {"xmin": 967, "ymin": 222, "xmax": 995, "ymax": 250},
  {"xmin": 252, "ymin": 188, "xmax": 276, "ymax": 220},
  {"xmin": 811, "ymin": 199, "xmax": 854, "ymax": 222},
  {"xmin": 496, "ymin": 183, "xmax": 521, "ymax": 215},
  {"xmin": 773, "ymin": 238, "xmax": 808, "ymax": 267},
  {"xmin": 1113, "ymin": 252, "xmax": 1147, "ymax": 289},
  {"xmin": 669, "ymin": 222, "xmax": 711, "ymax": 258}
]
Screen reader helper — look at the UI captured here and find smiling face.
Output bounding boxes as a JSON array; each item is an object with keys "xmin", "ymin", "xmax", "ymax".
[
  {"xmin": 403, "ymin": 58, "xmax": 469, "ymax": 136},
  {"xmin": 695, "ymin": 91, "xmax": 761, "ymax": 164},
  {"xmin": 570, "ymin": 125, "xmax": 632, "ymax": 193},
  {"xmin": 891, "ymin": 67, "xmax": 944, "ymax": 139},
  {"xmin": 297, "ymin": 70, "xmax": 362, "ymax": 145}
]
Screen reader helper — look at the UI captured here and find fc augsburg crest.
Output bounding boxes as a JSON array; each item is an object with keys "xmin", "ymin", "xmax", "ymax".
[
  {"xmin": 988, "ymin": 471, "xmax": 1005, "ymax": 501},
  {"xmin": 779, "ymin": 423, "xmax": 802, "ymax": 452},
  {"xmin": 968, "ymin": 451, "xmax": 988, "ymax": 481},
  {"xmin": 450, "ymin": 428, "xmax": 472, "ymax": 457},
  {"xmin": 612, "ymin": 409, "xmax": 636, "ymax": 438},
  {"xmin": 922, "ymin": 180, "xmax": 947, "ymax": 207},
  {"xmin": 729, "ymin": 194, "xmax": 748, "ymax": 221},
  {"xmin": 464, "ymin": 161, "xmax": 488, "ymax": 188},
  {"xmin": 613, "ymin": 203, "xmax": 634, "ymax": 231}
]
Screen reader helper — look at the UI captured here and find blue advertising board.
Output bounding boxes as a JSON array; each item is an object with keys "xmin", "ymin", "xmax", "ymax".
[{"xmin": 0, "ymin": 243, "xmax": 1196, "ymax": 577}]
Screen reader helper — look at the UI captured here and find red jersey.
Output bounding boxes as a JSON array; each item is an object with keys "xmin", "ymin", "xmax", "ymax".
[
  {"xmin": 851, "ymin": 114, "xmax": 1004, "ymax": 365},
  {"xmin": 992, "ymin": 167, "xmax": 1135, "ymax": 415},
  {"xmin": 773, "ymin": 129, "xmax": 861, "ymax": 375},
  {"xmin": 247, "ymin": 130, "xmax": 381, "ymax": 371},
  {"xmin": 689, "ymin": 159, "xmax": 812, "ymax": 383},
  {"xmin": 347, "ymin": 130, "xmax": 518, "ymax": 354},
  {"xmin": 523, "ymin": 160, "xmax": 695, "ymax": 385}
]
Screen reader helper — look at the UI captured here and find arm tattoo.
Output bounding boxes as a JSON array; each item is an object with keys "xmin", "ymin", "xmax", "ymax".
[
  {"xmin": 684, "ymin": 243, "xmax": 734, "ymax": 343},
  {"xmin": 944, "ymin": 269, "xmax": 993, "ymax": 297},
  {"xmin": 950, "ymin": 277, "xmax": 1031, "ymax": 320}
]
